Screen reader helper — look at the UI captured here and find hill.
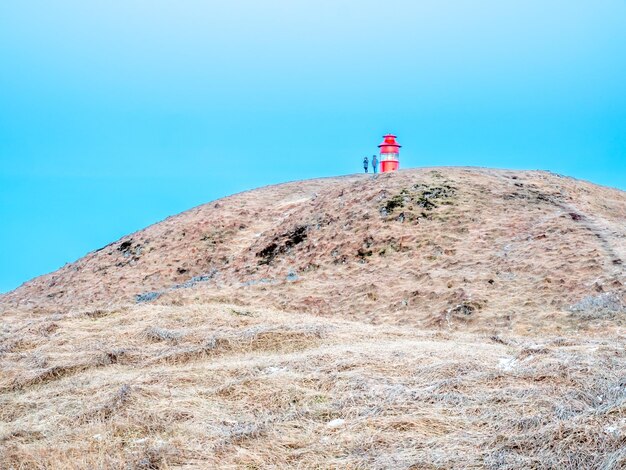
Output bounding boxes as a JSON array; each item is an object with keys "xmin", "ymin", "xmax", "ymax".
[{"xmin": 1, "ymin": 168, "xmax": 625, "ymax": 468}]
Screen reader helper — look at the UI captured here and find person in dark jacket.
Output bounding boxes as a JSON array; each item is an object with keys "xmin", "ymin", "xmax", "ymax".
[
  {"xmin": 363, "ymin": 156, "xmax": 369, "ymax": 173},
  {"xmin": 372, "ymin": 154, "xmax": 378, "ymax": 174}
]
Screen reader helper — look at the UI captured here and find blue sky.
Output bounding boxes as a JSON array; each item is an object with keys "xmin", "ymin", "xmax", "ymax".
[{"xmin": 1, "ymin": 1, "xmax": 625, "ymax": 293}]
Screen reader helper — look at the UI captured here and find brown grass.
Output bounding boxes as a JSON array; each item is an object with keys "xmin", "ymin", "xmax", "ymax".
[
  {"xmin": 3, "ymin": 168, "xmax": 626, "ymax": 335},
  {"xmin": 1, "ymin": 302, "xmax": 625, "ymax": 468},
  {"xmin": 1, "ymin": 168, "xmax": 626, "ymax": 468}
]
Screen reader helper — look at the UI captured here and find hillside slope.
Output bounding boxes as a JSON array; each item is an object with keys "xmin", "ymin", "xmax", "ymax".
[
  {"xmin": 2, "ymin": 167, "xmax": 625, "ymax": 332},
  {"xmin": 1, "ymin": 167, "xmax": 625, "ymax": 468}
]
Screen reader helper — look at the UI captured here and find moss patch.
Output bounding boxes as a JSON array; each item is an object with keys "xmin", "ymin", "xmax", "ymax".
[{"xmin": 380, "ymin": 183, "xmax": 457, "ymax": 221}]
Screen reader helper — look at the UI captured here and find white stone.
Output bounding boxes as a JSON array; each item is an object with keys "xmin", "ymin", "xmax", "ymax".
[
  {"xmin": 327, "ymin": 418, "xmax": 345, "ymax": 428},
  {"xmin": 498, "ymin": 357, "xmax": 517, "ymax": 372}
]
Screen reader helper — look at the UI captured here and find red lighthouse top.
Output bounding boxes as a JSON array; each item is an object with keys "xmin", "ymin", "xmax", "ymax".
[{"xmin": 378, "ymin": 134, "xmax": 401, "ymax": 154}]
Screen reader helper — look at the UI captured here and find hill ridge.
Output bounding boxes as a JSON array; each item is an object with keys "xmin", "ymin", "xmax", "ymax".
[
  {"xmin": 2, "ymin": 166, "xmax": 625, "ymax": 334},
  {"xmin": 2, "ymin": 167, "xmax": 626, "ymax": 468}
]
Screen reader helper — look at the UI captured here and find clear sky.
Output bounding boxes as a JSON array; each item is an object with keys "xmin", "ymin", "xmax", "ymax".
[{"xmin": 1, "ymin": 1, "xmax": 625, "ymax": 293}]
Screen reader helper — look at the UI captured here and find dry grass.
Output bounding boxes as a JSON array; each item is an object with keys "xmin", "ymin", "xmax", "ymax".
[
  {"xmin": 3, "ymin": 168, "xmax": 626, "ymax": 336},
  {"xmin": 1, "ymin": 302, "xmax": 625, "ymax": 469},
  {"xmin": 2, "ymin": 168, "xmax": 626, "ymax": 468}
]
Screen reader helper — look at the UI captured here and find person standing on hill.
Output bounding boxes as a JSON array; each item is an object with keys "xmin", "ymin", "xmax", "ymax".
[
  {"xmin": 372, "ymin": 154, "xmax": 378, "ymax": 174},
  {"xmin": 363, "ymin": 156, "xmax": 369, "ymax": 173}
]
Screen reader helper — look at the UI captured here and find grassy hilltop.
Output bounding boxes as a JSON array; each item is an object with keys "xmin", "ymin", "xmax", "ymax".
[{"xmin": 2, "ymin": 168, "xmax": 625, "ymax": 468}]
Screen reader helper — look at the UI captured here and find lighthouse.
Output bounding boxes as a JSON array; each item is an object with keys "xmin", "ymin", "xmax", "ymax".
[{"xmin": 378, "ymin": 134, "xmax": 401, "ymax": 173}]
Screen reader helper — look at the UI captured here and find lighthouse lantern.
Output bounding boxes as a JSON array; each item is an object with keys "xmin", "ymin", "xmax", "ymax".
[{"xmin": 378, "ymin": 134, "xmax": 401, "ymax": 173}]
